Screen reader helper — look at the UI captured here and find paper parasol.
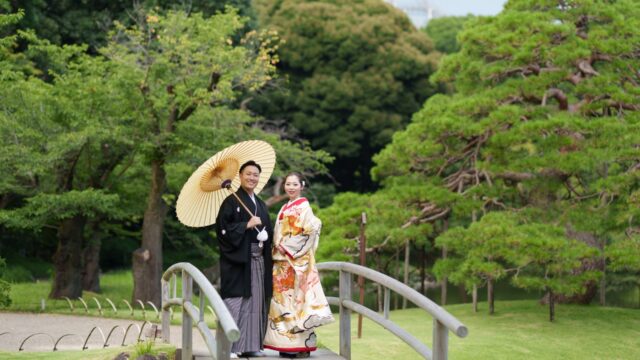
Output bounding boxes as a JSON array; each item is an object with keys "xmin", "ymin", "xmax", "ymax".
[{"xmin": 176, "ymin": 140, "xmax": 276, "ymax": 227}]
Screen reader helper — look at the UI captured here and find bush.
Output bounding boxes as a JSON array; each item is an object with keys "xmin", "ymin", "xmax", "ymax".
[
  {"xmin": 0, "ymin": 264, "xmax": 34, "ymax": 283},
  {"xmin": 0, "ymin": 258, "xmax": 12, "ymax": 307}
]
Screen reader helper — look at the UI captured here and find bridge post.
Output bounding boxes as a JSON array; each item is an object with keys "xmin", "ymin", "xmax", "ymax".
[
  {"xmin": 182, "ymin": 271, "xmax": 193, "ymax": 360},
  {"xmin": 339, "ymin": 270, "xmax": 352, "ymax": 360},
  {"xmin": 432, "ymin": 319, "xmax": 448, "ymax": 360},
  {"xmin": 161, "ymin": 280, "xmax": 170, "ymax": 343},
  {"xmin": 216, "ymin": 319, "xmax": 232, "ymax": 360}
]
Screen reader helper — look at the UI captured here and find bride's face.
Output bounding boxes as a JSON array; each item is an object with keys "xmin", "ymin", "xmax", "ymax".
[{"xmin": 284, "ymin": 175, "xmax": 303, "ymax": 200}]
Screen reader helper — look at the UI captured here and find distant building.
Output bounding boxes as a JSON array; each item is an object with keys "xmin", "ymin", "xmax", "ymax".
[{"xmin": 385, "ymin": 0, "xmax": 442, "ymax": 29}]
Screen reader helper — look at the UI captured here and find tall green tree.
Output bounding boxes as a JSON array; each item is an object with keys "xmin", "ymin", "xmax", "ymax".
[
  {"xmin": 424, "ymin": 15, "xmax": 474, "ymax": 54},
  {"xmin": 434, "ymin": 213, "xmax": 517, "ymax": 314},
  {"xmin": 316, "ymin": 0, "xmax": 640, "ymax": 310},
  {"xmin": 1, "ymin": 6, "xmax": 330, "ymax": 303},
  {"xmin": 371, "ymin": 0, "xmax": 640, "ymax": 305},
  {"xmin": 435, "ymin": 212, "xmax": 601, "ymax": 318},
  {"xmin": 510, "ymin": 222, "xmax": 600, "ymax": 321},
  {"xmin": 6, "ymin": 0, "xmax": 255, "ymax": 52},
  {"xmin": 100, "ymin": 8, "xmax": 277, "ymax": 305},
  {"xmin": 251, "ymin": 0, "xmax": 441, "ymax": 191},
  {"xmin": 0, "ymin": 30, "xmax": 141, "ymax": 298}
]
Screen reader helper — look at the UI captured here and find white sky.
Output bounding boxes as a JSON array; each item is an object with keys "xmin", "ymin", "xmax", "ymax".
[
  {"xmin": 387, "ymin": 0, "xmax": 508, "ymax": 28},
  {"xmin": 428, "ymin": 0, "xmax": 507, "ymax": 16}
]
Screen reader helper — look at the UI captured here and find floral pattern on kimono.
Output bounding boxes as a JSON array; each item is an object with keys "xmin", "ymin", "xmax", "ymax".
[{"xmin": 264, "ymin": 197, "xmax": 335, "ymax": 352}]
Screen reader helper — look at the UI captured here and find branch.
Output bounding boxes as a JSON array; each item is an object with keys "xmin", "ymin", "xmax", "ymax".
[
  {"xmin": 177, "ymin": 71, "xmax": 222, "ymax": 122},
  {"xmin": 58, "ymin": 142, "xmax": 87, "ymax": 191},
  {"xmin": 420, "ymin": 208, "xmax": 451, "ymax": 223},
  {"xmin": 577, "ymin": 59, "xmax": 599, "ymax": 76},
  {"xmin": 542, "ymin": 88, "xmax": 568, "ymax": 110},
  {"xmin": 265, "ymin": 194, "xmax": 288, "ymax": 208}
]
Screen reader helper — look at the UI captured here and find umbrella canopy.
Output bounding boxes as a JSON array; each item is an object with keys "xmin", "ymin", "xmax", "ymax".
[{"xmin": 176, "ymin": 140, "xmax": 276, "ymax": 227}]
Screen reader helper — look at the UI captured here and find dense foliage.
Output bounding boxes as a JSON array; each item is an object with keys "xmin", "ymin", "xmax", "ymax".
[
  {"xmin": 424, "ymin": 15, "xmax": 475, "ymax": 54},
  {"xmin": 319, "ymin": 0, "xmax": 640, "ymax": 317},
  {"xmin": 0, "ymin": 7, "xmax": 329, "ymax": 302},
  {"xmin": 250, "ymin": 0, "xmax": 441, "ymax": 191},
  {"xmin": 3, "ymin": 0, "xmax": 256, "ymax": 52},
  {"xmin": 0, "ymin": 257, "xmax": 11, "ymax": 307}
]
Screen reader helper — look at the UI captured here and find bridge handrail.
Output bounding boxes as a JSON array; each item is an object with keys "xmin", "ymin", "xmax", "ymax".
[
  {"xmin": 161, "ymin": 262, "xmax": 239, "ymax": 360},
  {"xmin": 317, "ymin": 261, "xmax": 468, "ymax": 360}
]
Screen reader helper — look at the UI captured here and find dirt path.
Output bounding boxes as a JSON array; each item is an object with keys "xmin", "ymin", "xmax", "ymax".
[{"xmin": 0, "ymin": 312, "xmax": 343, "ymax": 359}]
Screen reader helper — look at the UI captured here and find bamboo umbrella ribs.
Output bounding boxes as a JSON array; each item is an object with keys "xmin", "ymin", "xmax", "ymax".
[{"xmin": 176, "ymin": 140, "xmax": 276, "ymax": 228}]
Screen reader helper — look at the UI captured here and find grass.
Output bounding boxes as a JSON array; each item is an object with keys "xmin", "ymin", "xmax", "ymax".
[
  {"xmin": 315, "ymin": 300, "xmax": 640, "ymax": 360},
  {"xmin": 6, "ymin": 270, "xmax": 219, "ymax": 326},
  {"xmin": 5, "ymin": 270, "xmax": 640, "ymax": 359},
  {"xmin": 0, "ymin": 342, "xmax": 175, "ymax": 360}
]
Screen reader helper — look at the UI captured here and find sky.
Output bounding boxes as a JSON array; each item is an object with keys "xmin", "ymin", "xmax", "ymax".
[
  {"xmin": 387, "ymin": 0, "xmax": 509, "ymax": 28},
  {"xmin": 429, "ymin": 0, "xmax": 508, "ymax": 16}
]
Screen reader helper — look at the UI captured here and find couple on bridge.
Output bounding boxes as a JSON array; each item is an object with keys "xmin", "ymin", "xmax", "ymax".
[{"xmin": 215, "ymin": 161, "xmax": 334, "ymax": 359}]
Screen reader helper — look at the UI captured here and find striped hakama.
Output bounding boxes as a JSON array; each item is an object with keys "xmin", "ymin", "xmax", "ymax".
[{"xmin": 223, "ymin": 243, "xmax": 267, "ymax": 353}]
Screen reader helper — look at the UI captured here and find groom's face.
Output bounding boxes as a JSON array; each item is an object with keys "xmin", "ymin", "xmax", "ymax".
[{"xmin": 240, "ymin": 165, "xmax": 261, "ymax": 192}]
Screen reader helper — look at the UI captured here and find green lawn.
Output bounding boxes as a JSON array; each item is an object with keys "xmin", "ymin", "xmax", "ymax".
[
  {"xmin": 8, "ymin": 270, "xmax": 137, "ymax": 313},
  {"xmin": 5, "ymin": 271, "xmax": 640, "ymax": 359},
  {"xmin": 316, "ymin": 300, "xmax": 640, "ymax": 360},
  {"xmin": 6, "ymin": 270, "xmax": 219, "ymax": 326}
]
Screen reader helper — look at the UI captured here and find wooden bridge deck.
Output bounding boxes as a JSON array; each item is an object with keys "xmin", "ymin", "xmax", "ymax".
[{"xmin": 190, "ymin": 348, "xmax": 343, "ymax": 360}]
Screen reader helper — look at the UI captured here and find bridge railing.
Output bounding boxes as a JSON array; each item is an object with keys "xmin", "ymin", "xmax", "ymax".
[
  {"xmin": 316, "ymin": 261, "xmax": 468, "ymax": 360},
  {"xmin": 161, "ymin": 262, "xmax": 239, "ymax": 360}
]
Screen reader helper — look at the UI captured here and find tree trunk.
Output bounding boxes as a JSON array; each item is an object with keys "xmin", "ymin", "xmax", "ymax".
[
  {"xmin": 82, "ymin": 236, "xmax": 101, "ymax": 293},
  {"xmin": 599, "ymin": 236, "xmax": 606, "ymax": 306},
  {"xmin": 459, "ymin": 284, "xmax": 468, "ymax": 303},
  {"xmin": 132, "ymin": 159, "xmax": 167, "ymax": 307},
  {"xmin": 488, "ymin": 278, "xmax": 495, "ymax": 315},
  {"xmin": 441, "ymin": 218, "xmax": 449, "ymax": 305},
  {"xmin": 472, "ymin": 284, "xmax": 478, "ymax": 313},
  {"xmin": 0, "ymin": 193, "xmax": 11, "ymax": 209},
  {"xmin": 419, "ymin": 245, "xmax": 426, "ymax": 295},
  {"xmin": 50, "ymin": 215, "xmax": 87, "ymax": 299},
  {"xmin": 472, "ymin": 207, "xmax": 478, "ymax": 312},
  {"xmin": 402, "ymin": 240, "xmax": 410, "ymax": 309},
  {"xmin": 393, "ymin": 252, "xmax": 400, "ymax": 310},
  {"xmin": 599, "ymin": 268, "xmax": 606, "ymax": 306},
  {"xmin": 441, "ymin": 246, "xmax": 448, "ymax": 306},
  {"xmin": 549, "ymin": 289, "xmax": 555, "ymax": 322},
  {"xmin": 375, "ymin": 251, "xmax": 383, "ymax": 312},
  {"xmin": 564, "ymin": 228, "xmax": 604, "ymax": 304}
]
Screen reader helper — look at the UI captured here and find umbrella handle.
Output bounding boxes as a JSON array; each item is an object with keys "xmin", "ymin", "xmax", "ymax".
[{"xmin": 229, "ymin": 191, "xmax": 256, "ymax": 218}]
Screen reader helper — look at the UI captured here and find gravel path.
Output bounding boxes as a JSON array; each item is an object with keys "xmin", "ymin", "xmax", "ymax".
[{"xmin": 0, "ymin": 312, "xmax": 343, "ymax": 359}]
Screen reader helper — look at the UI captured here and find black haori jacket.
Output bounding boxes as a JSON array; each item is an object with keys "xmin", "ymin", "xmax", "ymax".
[{"xmin": 215, "ymin": 186, "xmax": 273, "ymax": 300}]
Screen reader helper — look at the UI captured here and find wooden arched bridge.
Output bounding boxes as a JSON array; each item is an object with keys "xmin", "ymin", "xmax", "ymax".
[{"xmin": 161, "ymin": 261, "xmax": 468, "ymax": 360}]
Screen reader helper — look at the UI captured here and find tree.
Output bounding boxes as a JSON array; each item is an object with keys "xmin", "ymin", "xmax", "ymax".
[
  {"xmin": 510, "ymin": 222, "xmax": 600, "ymax": 321},
  {"xmin": 0, "ymin": 257, "xmax": 11, "ymax": 308},
  {"xmin": 0, "ymin": 3, "xmax": 147, "ymax": 297},
  {"xmin": 6, "ymin": 0, "xmax": 256, "ymax": 52},
  {"xmin": 250, "ymin": 0, "xmax": 441, "ymax": 191},
  {"xmin": 434, "ymin": 212, "xmax": 519, "ymax": 314},
  {"xmin": 371, "ymin": 0, "xmax": 640, "ymax": 306},
  {"xmin": 1, "ymin": 6, "xmax": 331, "ymax": 303},
  {"xmin": 0, "ymin": 31, "xmax": 142, "ymax": 298},
  {"xmin": 606, "ymin": 235, "xmax": 640, "ymax": 307},
  {"xmin": 424, "ymin": 15, "xmax": 474, "ymax": 54},
  {"xmin": 98, "ymin": 8, "xmax": 278, "ymax": 306},
  {"xmin": 317, "ymin": 176, "xmax": 454, "ymax": 309}
]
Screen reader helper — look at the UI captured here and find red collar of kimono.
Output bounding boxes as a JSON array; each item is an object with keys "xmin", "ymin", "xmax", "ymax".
[{"xmin": 278, "ymin": 197, "xmax": 308, "ymax": 220}]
